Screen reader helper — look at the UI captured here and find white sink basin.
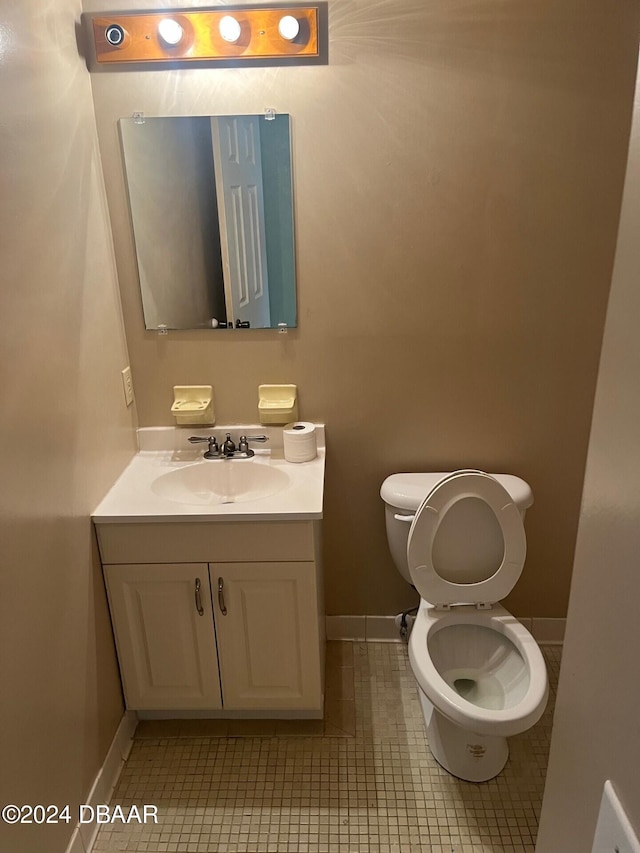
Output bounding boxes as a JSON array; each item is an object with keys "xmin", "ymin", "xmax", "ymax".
[
  {"xmin": 92, "ymin": 425, "xmax": 325, "ymax": 523},
  {"xmin": 151, "ymin": 460, "xmax": 291, "ymax": 506}
]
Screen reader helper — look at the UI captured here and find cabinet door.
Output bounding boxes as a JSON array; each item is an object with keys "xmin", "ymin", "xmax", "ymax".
[
  {"xmin": 213, "ymin": 562, "xmax": 322, "ymax": 711},
  {"xmin": 104, "ymin": 564, "xmax": 222, "ymax": 711}
]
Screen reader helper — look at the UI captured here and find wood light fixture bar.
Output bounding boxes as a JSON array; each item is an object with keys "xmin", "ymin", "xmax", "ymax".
[{"xmin": 82, "ymin": 4, "xmax": 327, "ymax": 70}]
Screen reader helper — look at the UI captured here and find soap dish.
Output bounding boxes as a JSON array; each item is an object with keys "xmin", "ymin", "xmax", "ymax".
[
  {"xmin": 171, "ymin": 385, "xmax": 214, "ymax": 425},
  {"xmin": 258, "ymin": 384, "xmax": 298, "ymax": 425}
]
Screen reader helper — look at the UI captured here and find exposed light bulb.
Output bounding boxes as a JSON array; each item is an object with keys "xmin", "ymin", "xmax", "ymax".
[
  {"xmin": 158, "ymin": 18, "xmax": 183, "ymax": 46},
  {"xmin": 219, "ymin": 15, "xmax": 242, "ymax": 43},
  {"xmin": 278, "ymin": 15, "xmax": 300, "ymax": 41}
]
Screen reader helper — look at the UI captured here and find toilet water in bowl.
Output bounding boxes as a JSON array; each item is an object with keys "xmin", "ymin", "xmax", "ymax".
[{"xmin": 428, "ymin": 624, "xmax": 530, "ymax": 711}]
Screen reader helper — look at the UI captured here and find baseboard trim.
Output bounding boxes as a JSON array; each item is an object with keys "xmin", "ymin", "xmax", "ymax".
[
  {"xmin": 65, "ymin": 710, "xmax": 137, "ymax": 853},
  {"xmin": 326, "ymin": 614, "xmax": 566, "ymax": 644},
  {"xmin": 531, "ymin": 617, "xmax": 567, "ymax": 645},
  {"xmin": 325, "ymin": 615, "xmax": 397, "ymax": 642}
]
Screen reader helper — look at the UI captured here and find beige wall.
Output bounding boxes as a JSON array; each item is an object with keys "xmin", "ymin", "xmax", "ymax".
[
  {"xmin": 0, "ymin": 1, "xmax": 137, "ymax": 851},
  {"xmin": 536, "ymin": 50, "xmax": 640, "ymax": 853},
  {"xmin": 87, "ymin": 0, "xmax": 639, "ymax": 617}
]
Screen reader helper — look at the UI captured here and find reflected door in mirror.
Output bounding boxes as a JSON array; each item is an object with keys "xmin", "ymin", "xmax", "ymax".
[{"xmin": 211, "ymin": 116, "xmax": 271, "ymax": 328}]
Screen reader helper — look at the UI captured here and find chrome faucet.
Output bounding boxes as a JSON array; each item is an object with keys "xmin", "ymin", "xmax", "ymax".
[
  {"xmin": 221, "ymin": 433, "xmax": 236, "ymax": 456},
  {"xmin": 188, "ymin": 433, "xmax": 268, "ymax": 460}
]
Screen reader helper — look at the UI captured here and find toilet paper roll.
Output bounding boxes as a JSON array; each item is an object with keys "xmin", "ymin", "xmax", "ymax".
[{"xmin": 283, "ymin": 422, "xmax": 317, "ymax": 463}]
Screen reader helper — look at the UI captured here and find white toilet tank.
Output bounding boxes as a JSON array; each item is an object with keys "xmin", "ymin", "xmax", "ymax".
[{"xmin": 380, "ymin": 472, "xmax": 534, "ymax": 585}]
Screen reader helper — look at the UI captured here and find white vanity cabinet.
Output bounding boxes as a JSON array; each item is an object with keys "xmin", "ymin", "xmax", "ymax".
[
  {"xmin": 213, "ymin": 561, "xmax": 321, "ymax": 711},
  {"xmin": 104, "ymin": 563, "xmax": 222, "ymax": 711},
  {"xmin": 96, "ymin": 520, "xmax": 324, "ymax": 717}
]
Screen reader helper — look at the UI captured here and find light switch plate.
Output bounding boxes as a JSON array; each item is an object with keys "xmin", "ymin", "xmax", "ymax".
[
  {"xmin": 121, "ymin": 366, "xmax": 134, "ymax": 407},
  {"xmin": 592, "ymin": 781, "xmax": 640, "ymax": 853}
]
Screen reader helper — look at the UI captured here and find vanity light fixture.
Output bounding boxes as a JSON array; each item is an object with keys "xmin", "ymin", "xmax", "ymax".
[{"xmin": 82, "ymin": 4, "xmax": 328, "ymax": 70}]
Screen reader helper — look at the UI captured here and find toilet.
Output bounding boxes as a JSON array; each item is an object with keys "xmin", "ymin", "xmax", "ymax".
[{"xmin": 380, "ymin": 469, "xmax": 549, "ymax": 782}]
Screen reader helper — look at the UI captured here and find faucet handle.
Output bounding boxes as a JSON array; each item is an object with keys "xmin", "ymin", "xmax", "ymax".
[
  {"xmin": 237, "ymin": 434, "xmax": 269, "ymax": 455},
  {"xmin": 188, "ymin": 435, "xmax": 218, "ymax": 456},
  {"xmin": 239, "ymin": 434, "xmax": 269, "ymax": 451}
]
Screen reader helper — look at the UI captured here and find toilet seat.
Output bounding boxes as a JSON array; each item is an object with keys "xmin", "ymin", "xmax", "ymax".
[
  {"xmin": 408, "ymin": 600, "xmax": 549, "ymax": 738},
  {"xmin": 407, "ymin": 470, "xmax": 527, "ymax": 607}
]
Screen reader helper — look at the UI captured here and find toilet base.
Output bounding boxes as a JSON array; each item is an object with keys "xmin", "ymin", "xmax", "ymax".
[{"xmin": 417, "ymin": 687, "xmax": 509, "ymax": 782}]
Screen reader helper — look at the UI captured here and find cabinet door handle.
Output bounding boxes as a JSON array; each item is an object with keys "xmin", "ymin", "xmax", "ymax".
[
  {"xmin": 217, "ymin": 577, "xmax": 228, "ymax": 615},
  {"xmin": 194, "ymin": 577, "xmax": 204, "ymax": 616}
]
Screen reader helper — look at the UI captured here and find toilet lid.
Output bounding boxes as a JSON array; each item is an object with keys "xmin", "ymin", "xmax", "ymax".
[{"xmin": 407, "ymin": 470, "xmax": 527, "ymax": 606}]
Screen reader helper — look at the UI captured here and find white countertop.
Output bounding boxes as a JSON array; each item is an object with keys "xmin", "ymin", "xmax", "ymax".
[{"xmin": 92, "ymin": 425, "xmax": 325, "ymax": 524}]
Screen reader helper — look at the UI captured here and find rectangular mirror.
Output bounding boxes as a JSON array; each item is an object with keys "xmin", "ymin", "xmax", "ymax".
[{"xmin": 119, "ymin": 113, "xmax": 296, "ymax": 331}]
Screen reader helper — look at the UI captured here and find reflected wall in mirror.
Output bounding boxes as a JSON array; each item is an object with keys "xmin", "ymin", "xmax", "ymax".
[{"xmin": 119, "ymin": 114, "xmax": 296, "ymax": 331}]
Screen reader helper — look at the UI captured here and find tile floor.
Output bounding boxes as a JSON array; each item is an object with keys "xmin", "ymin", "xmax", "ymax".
[{"xmin": 94, "ymin": 641, "xmax": 561, "ymax": 853}]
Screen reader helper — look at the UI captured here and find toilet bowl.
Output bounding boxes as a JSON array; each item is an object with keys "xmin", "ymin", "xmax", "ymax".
[{"xmin": 380, "ymin": 469, "xmax": 548, "ymax": 782}]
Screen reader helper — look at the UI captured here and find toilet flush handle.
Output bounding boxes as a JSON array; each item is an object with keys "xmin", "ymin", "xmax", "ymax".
[{"xmin": 394, "ymin": 513, "xmax": 416, "ymax": 523}]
